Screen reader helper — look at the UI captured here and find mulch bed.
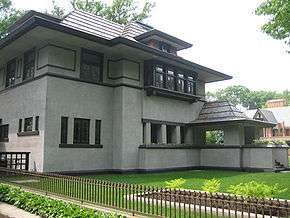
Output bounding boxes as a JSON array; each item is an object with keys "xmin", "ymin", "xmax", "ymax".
[{"xmin": 140, "ymin": 190, "xmax": 290, "ymax": 217}]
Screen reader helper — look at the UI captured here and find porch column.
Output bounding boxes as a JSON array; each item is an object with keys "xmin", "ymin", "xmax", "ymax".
[
  {"xmin": 161, "ymin": 124, "xmax": 167, "ymax": 144},
  {"xmin": 185, "ymin": 126, "xmax": 194, "ymax": 144},
  {"xmin": 175, "ymin": 126, "xmax": 181, "ymax": 144},
  {"xmin": 144, "ymin": 122, "xmax": 151, "ymax": 145},
  {"xmin": 90, "ymin": 119, "xmax": 95, "ymax": 145},
  {"xmin": 67, "ymin": 117, "xmax": 74, "ymax": 144}
]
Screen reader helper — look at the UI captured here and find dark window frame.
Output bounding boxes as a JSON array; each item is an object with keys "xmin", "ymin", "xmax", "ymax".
[
  {"xmin": 5, "ymin": 58, "xmax": 17, "ymax": 88},
  {"xmin": 0, "ymin": 124, "xmax": 9, "ymax": 141},
  {"xmin": 60, "ymin": 117, "xmax": 68, "ymax": 144},
  {"xmin": 80, "ymin": 49, "xmax": 104, "ymax": 82},
  {"xmin": 95, "ymin": 120, "xmax": 101, "ymax": 145},
  {"xmin": 73, "ymin": 118, "xmax": 90, "ymax": 144},
  {"xmin": 24, "ymin": 117, "xmax": 33, "ymax": 132},
  {"xmin": 18, "ymin": 119, "xmax": 23, "ymax": 133},
  {"xmin": 146, "ymin": 60, "xmax": 197, "ymax": 96},
  {"xmin": 35, "ymin": 116, "xmax": 39, "ymax": 131},
  {"xmin": 23, "ymin": 49, "xmax": 36, "ymax": 81}
]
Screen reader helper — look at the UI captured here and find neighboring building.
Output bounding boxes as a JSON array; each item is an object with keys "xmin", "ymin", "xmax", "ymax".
[
  {"xmin": 0, "ymin": 11, "xmax": 288, "ymax": 173},
  {"xmin": 246, "ymin": 99, "xmax": 290, "ymax": 143}
]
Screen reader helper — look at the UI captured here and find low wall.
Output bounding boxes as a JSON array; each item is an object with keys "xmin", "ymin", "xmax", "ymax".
[
  {"xmin": 138, "ymin": 145, "xmax": 289, "ymax": 171},
  {"xmin": 138, "ymin": 146, "xmax": 200, "ymax": 170}
]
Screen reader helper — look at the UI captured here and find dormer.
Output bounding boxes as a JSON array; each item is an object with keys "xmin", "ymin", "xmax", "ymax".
[{"xmin": 134, "ymin": 29, "xmax": 192, "ymax": 55}]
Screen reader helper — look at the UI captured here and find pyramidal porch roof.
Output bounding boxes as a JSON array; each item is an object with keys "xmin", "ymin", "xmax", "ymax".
[{"xmin": 190, "ymin": 101, "xmax": 276, "ymax": 127}]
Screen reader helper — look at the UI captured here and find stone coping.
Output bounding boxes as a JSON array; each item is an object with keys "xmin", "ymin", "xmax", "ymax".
[{"xmin": 139, "ymin": 144, "xmax": 289, "ymax": 149}]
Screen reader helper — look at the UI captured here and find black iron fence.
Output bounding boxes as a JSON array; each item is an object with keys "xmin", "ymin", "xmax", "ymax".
[
  {"xmin": 0, "ymin": 152, "xmax": 29, "ymax": 170},
  {"xmin": 0, "ymin": 168, "xmax": 289, "ymax": 218}
]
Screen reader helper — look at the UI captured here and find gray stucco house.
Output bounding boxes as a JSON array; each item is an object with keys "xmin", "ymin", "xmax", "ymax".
[{"xmin": 0, "ymin": 10, "xmax": 288, "ymax": 173}]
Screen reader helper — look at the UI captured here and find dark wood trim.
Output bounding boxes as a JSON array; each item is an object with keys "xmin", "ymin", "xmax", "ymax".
[
  {"xmin": 107, "ymin": 58, "xmax": 141, "ymax": 81},
  {"xmin": 141, "ymin": 118, "xmax": 187, "ymax": 126},
  {"xmin": 145, "ymin": 85, "xmax": 201, "ymax": 103},
  {"xmin": 36, "ymin": 44, "xmax": 77, "ymax": 71},
  {"xmin": 0, "ymin": 138, "xmax": 9, "ymax": 142},
  {"xmin": 139, "ymin": 144, "xmax": 197, "ymax": 149},
  {"xmin": 59, "ymin": 143, "xmax": 103, "ymax": 148},
  {"xmin": 17, "ymin": 131, "xmax": 39, "ymax": 137}
]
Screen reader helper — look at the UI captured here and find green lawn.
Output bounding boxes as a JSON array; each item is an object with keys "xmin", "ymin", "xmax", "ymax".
[{"xmin": 83, "ymin": 170, "xmax": 290, "ymax": 199}]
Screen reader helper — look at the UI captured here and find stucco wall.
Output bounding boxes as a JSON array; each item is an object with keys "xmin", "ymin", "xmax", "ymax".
[
  {"xmin": 0, "ymin": 78, "xmax": 47, "ymax": 171},
  {"xmin": 43, "ymin": 76, "xmax": 114, "ymax": 172},
  {"xmin": 139, "ymin": 148, "xmax": 200, "ymax": 169}
]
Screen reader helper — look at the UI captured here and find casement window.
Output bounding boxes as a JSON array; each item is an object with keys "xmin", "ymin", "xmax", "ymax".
[
  {"xmin": 60, "ymin": 117, "xmax": 68, "ymax": 144},
  {"xmin": 23, "ymin": 49, "xmax": 35, "ymax": 80},
  {"xmin": 177, "ymin": 73, "xmax": 185, "ymax": 92},
  {"xmin": 5, "ymin": 59, "xmax": 16, "ymax": 87},
  {"xmin": 18, "ymin": 119, "xmax": 22, "ymax": 133},
  {"xmin": 0, "ymin": 124, "xmax": 9, "ymax": 142},
  {"xmin": 151, "ymin": 123, "xmax": 161, "ymax": 144},
  {"xmin": 35, "ymin": 116, "xmax": 39, "ymax": 131},
  {"xmin": 166, "ymin": 69, "xmax": 175, "ymax": 90},
  {"xmin": 24, "ymin": 117, "xmax": 33, "ymax": 132},
  {"xmin": 95, "ymin": 120, "xmax": 101, "ymax": 144},
  {"xmin": 80, "ymin": 49, "xmax": 103, "ymax": 82},
  {"xmin": 147, "ymin": 61, "xmax": 197, "ymax": 96},
  {"xmin": 180, "ymin": 126, "xmax": 185, "ymax": 144},
  {"xmin": 153, "ymin": 65, "xmax": 164, "ymax": 88},
  {"xmin": 73, "ymin": 118, "xmax": 90, "ymax": 144},
  {"xmin": 159, "ymin": 42, "xmax": 171, "ymax": 53}
]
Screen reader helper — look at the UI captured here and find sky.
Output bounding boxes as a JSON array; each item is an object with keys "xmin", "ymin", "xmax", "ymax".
[{"xmin": 12, "ymin": 0, "xmax": 290, "ymax": 92}]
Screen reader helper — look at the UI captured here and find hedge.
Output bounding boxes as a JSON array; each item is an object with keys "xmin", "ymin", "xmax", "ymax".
[{"xmin": 0, "ymin": 183, "xmax": 124, "ymax": 218}]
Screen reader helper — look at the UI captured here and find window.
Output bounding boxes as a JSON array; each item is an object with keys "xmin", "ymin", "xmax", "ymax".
[
  {"xmin": 18, "ymin": 119, "xmax": 22, "ymax": 133},
  {"xmin": 80, "ymin": 49, "xmax": 103, "ymax": 82},
  {"xmin": 180, "ymin": 126, "xmax": 185, "ymax": 144},
  {"xmin": 0, "ymin": 124, "xmax": 9, "ymax": 141},
  {"xmin": 73, "ymin": 118, "xmax": 90, "ymax": 144},
  {"xmin": 166, "ymin": 125, "xmax": 175, "ymax": 144},
  {"xmin": 177, "ymin": 73, "xmax": 185, "ymax": 92},
  {"xmin": 151, "ymin": 123, "xmax": 161, "ymax": 144},
  {"xmin": 186, "ymin": 76, "xmax": 196, "ymax": 94},
  {"xmin": 166, "ymin": 69, "xmax": 175, "ymax": 90},
  {"xmin": 159, "ymin": 42, "xmax": 171, "ymax": 53},
  {"xmin": 23, "ymin": 49, "xmax": 35, "ymax": 80},
  {"xmin": 5, "ymin": 59, "xmax": 16, "ymax": 87},
  {"xmin": 206, "ymin": 130, "xmax": 224, "ymax": 145},
  {"xmin": 60, "ymin": 117, "xmax": 68, "ymax": 144},
  {"xmin": 24, "ymin": 117, "xmax": 33, "ymax": 132},
  {"xmin": 35, "ymin": 116, "xmax": 39, "ymax": 131},
  {"xmin": 95, "ymin": 120, "xmax": 101, "ymax": 144},
  {"xmin": 153, "ymin": 66, "xmax": 164, "ymax": 88}
]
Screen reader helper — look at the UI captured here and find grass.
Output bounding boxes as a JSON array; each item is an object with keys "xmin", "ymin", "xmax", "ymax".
[{"xmin": 83, "ymin": 170, "xmax": 290, "ymax": 200}]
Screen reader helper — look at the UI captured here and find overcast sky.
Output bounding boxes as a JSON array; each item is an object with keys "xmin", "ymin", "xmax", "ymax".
[{"xmin": 12, "ymin": 0, "xmax": 290, "ymax": 92}]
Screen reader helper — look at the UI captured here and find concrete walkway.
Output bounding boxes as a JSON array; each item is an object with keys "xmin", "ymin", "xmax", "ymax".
[{"xmin": 0, "ymin": 202, "xmax": 40, "ymax": 218}]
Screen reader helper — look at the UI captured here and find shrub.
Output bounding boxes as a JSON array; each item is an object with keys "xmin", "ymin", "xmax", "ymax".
[
  {"xmin": 0, "ymin": 183, "xmax": 123, "ymax": 218},
  {"xmin": 253, "ymin": 139, "xmax": 287, "ymax": 145},
  {"xmin": 202, "ymin": 179, "xmax": 221, "ymax": 193},
  {"xmin": 227, "ymin": 181, "xmax": 287, "ymax": 199},
  {"xmin": 165, "ymin": 178, "xmax": 186, "ymax": 189}
]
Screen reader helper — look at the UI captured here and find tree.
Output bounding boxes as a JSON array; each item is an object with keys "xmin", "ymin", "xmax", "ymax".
[
  {"xmin": 0, "ymin": 0, "xmax": 23, "ymax": 38},
  {"xmin": 207, "ymin": 85, "xmax": 290, "ymax": 109},
  {"xmin": 70, "ymin": 0, "xmax": 155, "ymax": 24},
  {"xmin": 255, "ymin": 0, "xmax": 290, "ymax": 49}
]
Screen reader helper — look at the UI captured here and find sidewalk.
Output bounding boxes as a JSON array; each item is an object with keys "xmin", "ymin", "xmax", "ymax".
[{"xmin": 0, "ymin": 202, "xmax": 40, "ymax": 218}]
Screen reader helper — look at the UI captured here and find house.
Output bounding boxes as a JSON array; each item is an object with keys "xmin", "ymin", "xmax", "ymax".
[
  {"xmin": 0, "ymin": 10, "xmax": 288, "ymax": 173},
  {"xmin": 246, "ymin": 99, "xmax": 290, "ymax": 144}
]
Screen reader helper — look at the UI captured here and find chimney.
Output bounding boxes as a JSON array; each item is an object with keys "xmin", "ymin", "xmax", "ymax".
[{"xmin": 265, "ymin": 99, "xmax": 287, "ymax": 108}]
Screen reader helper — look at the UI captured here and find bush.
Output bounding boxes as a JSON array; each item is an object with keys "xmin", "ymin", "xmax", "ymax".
[
  {"xmin": 165, "ymin": 178, "xmax": 186, "ymax": 189},
  {"xmin": 253, "ymin": 139, "xmax": 287, "ymax": 145},
  {"xmin": 0, "ymin": 183, "xmax": 123, "ymax": 218},
  {"xmin": 227, "ymin": 181, "xmax": 287, "ymax": 199},
  {"xmin": 202, "ymin": 179, "xmax": 221, "ymax": 193}
]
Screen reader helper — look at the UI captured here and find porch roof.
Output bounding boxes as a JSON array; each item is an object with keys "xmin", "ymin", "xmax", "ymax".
[{"xmin": 190, "ymin": 101, "xmax": 276, "ymax": 127}]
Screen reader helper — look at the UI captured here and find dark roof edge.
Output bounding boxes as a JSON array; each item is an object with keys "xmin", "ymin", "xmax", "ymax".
[
  {"xmin": 134, "ymin": 29, "xmax": 192, "ymax": 50},
  {"xmin": 8, "ymin": 10, "xmax": 62, "ymax": 33},
  {"xmin": 0, "ymin": 14, "xmax": 232, "ymax": 83}
]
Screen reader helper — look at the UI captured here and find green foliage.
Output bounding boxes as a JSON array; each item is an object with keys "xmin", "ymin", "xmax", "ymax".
[
  {"xmin": 206, "ymin": 130, "xmax": 224, "ymax": 145},
  {"xmin": 165, "ymin": 178, "xmax": 186, "ymax": 189},
  {"xmin": 0, "ymin": 183, "xmax": 123, "ymax": 218},
  {"xmin": 255, "ymin": 0, "xmax": 290, "ymax": 49},
  {"xmin": 49, "ymin": 0, "xmax": 65, "ymax": 18},
  {"xmin": 70, "ymin": 0, "xmax": 155, "ymax": 24},
  {"xmin": 0, "ymin": 0, "xmax": 23, "ymax": 38},
  {"xmin": 202, "ymin": 179, "xmax": 221, "ymax": 193},
  {"xmin": 253, "ymin": 138, "xmax": 287, "ymax": 145},
  {"xmin": 207, "ymin": 85, "xmax": 290, "ymax": 109},
  {"xmin": 227, "ymin": 181, "xmax": 287, "ymax": 198}
]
